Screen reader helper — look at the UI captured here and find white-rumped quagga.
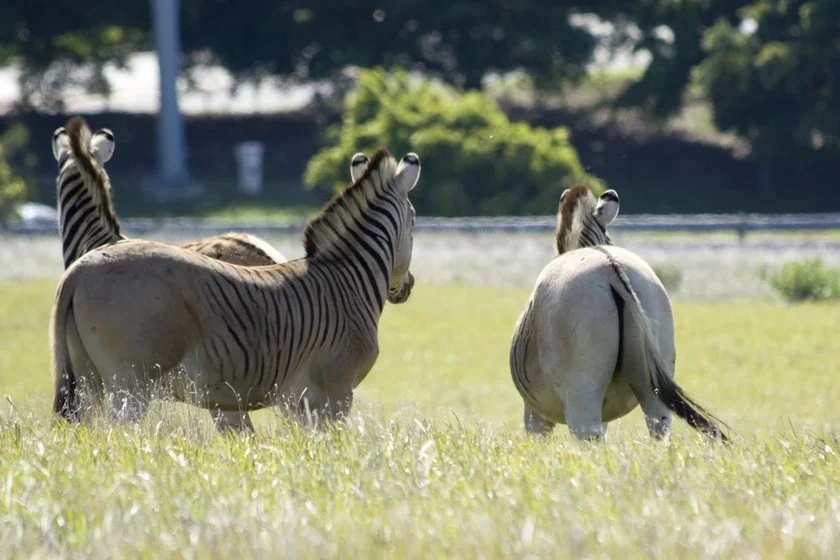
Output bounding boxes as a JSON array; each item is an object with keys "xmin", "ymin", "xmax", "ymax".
[{"xmin": 509, "ymin": 184, "xmax": 728, "ymax": 442}]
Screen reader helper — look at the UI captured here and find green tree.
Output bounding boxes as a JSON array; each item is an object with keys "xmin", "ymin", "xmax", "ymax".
[
  {"xmin": 598, "ymin": 0, "xmax": 748, "ymax": 116},
  {"xmin": 0, "ymin": 1, "xmax": 609, "ymax": 103},
  {"xmin": 179, "ymin": 1, "xmax": 601, "ymax": 89},
  {"xmin": 0, "ymin": 1, "xmax": 149, "ymax": 108},
  {"xmin": 304, "ymin": 68, "xmax": 603, "ymax": 216},
  {"xmin": 696, "ymin": 0, "xmax": 840, "ymax": 157},
  {"xmin": 0, "ymin": 124, "xmax": 30, "ymax": 224}
]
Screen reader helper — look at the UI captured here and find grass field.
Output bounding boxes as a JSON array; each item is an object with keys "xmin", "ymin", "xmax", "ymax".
[{"xmin": 1, "ymin": 280, "xmax": 838, "ymax": 557}]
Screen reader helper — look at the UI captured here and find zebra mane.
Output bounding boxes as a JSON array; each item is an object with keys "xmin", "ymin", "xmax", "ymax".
[
  {"xmin": 303, "ymin": 148, "xmax": 398, "ymax": 258},
  {"xmin": 65, "ymin": 116, "xmax": 121, "ymax": 237},
  {"xmin": 555, "ymin": 184, "xmax": 610, "ymax": 255}
]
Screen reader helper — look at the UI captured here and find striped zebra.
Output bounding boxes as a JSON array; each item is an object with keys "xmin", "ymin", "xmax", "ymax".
[
  {"xmin": 52, "ymin": 116, "xmax": 288, "ymax": 269},
  {"xmin": 509, "ymin": 185, "xmax": 727, "ymax": 442},
  {"xmin": 51, "ymin": 149, "xmax": 421, "ymax": 432}
]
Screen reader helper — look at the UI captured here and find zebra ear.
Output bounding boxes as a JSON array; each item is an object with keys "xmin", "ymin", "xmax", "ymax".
[
  {"xmin": 595, "ymin": 189, "xmax": 619, "ymax": 227},
  {"xmin": 350, "ymin": 152, "xmax": 368, "ymax": 182},
  {"xmin": 90, "ymin": 128, "xmax": 115, "ymax": 165},
  {"xmin": 52, "ymin": 127, "xmax": 69, "ymax": 162},
  {"xmin": 395, "ymin": 152, "xmax": 420, "ymax": 194}
]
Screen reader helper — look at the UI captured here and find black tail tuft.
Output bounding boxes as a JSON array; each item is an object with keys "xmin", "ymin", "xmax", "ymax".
[
  {"xmin": 52, "ymin": 370, "xmax": 78, "ymax": 421},
  {"xmin": 51, "ymin": 287, "xmax": 81, "ymax": 422},
  {"xmin": 651, "ymin": 365, "xmax": 729, "ymax": 443}
]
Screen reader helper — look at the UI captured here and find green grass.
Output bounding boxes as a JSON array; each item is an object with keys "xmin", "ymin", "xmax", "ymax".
[{"xmin": 1, "ymin": 281, "xmax": 839, "ymax": 557}]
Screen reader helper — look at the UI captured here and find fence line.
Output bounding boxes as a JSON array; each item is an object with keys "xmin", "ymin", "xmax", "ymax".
[{"xmin": 5, "ymin": 213, "xmax": 840, "ymax": 238}]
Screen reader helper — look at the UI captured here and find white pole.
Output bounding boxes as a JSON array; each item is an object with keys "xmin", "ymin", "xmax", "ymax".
[{"xmin": 148, "ymin": 0, "xmax": 201, "ymax": 200}]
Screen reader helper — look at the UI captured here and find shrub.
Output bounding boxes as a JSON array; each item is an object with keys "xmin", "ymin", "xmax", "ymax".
[
  {"xmin": 766, "ymin": 258, "xmax": 840, "ymax": 302},
  {"xmin": 651, "ymin": 264, "xmax": 683, "ymax": 293},
  {"xmin": 304, "ymin": 68, "xmax": 603, "ymax": 216},
  {"xmin": 0, "ymin": 124, "xmax": 30, "ymax": 225}
]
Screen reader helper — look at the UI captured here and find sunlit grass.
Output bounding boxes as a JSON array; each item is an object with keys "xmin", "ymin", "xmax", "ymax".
[{"xmin": 1, "ymin": 280, "xmax": 838, "ymax": 557}]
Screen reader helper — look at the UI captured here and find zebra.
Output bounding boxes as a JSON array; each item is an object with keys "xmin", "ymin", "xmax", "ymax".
[
  {"xmin": 509, "ymin": 184, "xmax": 727, "ymax": 442},
  {"xmin": 52, "ymin": 116, "xmax": 289, "ymax": 269},
  {"xmin": 50, "ymin": 149, "xmax": 421, "ymax": 432}
]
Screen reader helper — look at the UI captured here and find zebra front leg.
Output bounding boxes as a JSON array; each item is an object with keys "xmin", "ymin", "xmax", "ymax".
[
  {"xmin": 324, "ymin": 391, "xmax": 354, "ymax": 424},
  {"xmin": 290, "ymin": 389, "xmax": 353, "ymax": 430},
  {"xmin": 524, "ymin": 404, "xmax": 555, "ymax": 436},
  {"xmin": 210, "ymin": 409, "xmax": 255, "ymax": 434},
  {"xmin": 99, "ymin": 366, "xmax": 153, "ymax": 425}
]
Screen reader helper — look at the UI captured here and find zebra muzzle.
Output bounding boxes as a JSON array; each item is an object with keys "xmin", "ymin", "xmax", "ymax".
[{"xmin": 388, "ymin": 271, "xmax": 414, "ymax": 304}]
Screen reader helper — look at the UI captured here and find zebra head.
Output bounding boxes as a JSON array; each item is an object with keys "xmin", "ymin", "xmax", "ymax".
[
  {"xmin": 52, "ymin": 125, "xmax": 115, "ymax": 169},
  {"xmin": 555, "ymin": 185, "xmax": 619, "ymax": 256},
  {"xmin": 387, "ymin": 152, "xmax": 421, "ymax": 304},
  {"xmin": 350, "ymin": 152, "xmax": 369, "ymax": 182}
]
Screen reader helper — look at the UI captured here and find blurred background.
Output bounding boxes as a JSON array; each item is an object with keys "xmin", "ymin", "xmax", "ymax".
[{"xmin": 0, "ymin": 0, "xmax": 838, "ymax": 300}]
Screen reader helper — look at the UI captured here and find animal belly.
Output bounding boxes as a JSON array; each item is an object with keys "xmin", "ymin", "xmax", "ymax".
[
  {"xmin": 169, "ymin": 359, "xmax": 273, "ymax": 412},
  {"xmin": 601, "ymin": 375, "xmax": 639, "ymax": 422},
  {"xmin": 527, "ymin": 376, "xmax": 639, "ymax": 425}
]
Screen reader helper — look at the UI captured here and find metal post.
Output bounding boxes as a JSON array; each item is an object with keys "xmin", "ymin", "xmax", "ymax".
[{"xmin": 146, "ymin": 0, "xmax": 203, "ymax": 201}]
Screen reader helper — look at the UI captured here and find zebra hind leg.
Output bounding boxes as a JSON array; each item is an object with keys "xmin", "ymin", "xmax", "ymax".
[{"xmin": 524, "ymin": 404, "xmax": 555, "ymax": 437}]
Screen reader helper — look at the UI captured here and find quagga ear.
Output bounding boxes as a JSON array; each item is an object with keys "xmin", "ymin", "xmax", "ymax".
[
  {"xmin": 395, "ymin": 153, "xmax": 421, "ymax": 193},
  {"xmin": 350, "ymin": 152, "xmax": 368, "ymax": 182},
  {"xmin": 52, "ymin": 127, "xmax": 69, "ymax": 162},
  {"xmin": 90, "ymin": 128, "xmax": 115, "ymax": 165},
  {"xmin": 595, "ymin": 189, "xmax": 620, "ymax": 227}
]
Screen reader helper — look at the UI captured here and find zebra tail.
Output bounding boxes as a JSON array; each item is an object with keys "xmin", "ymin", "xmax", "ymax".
[
  {"xmin": 51, "ymin": 274, "xmax": 80, "ymax": 421},
  {"xmin": 597, "ymin": 248, "xmax": 729, "ymax": 442},
  {"xmin": 509, "ymin": 297, "xmax": 538, "ymax": 400}
]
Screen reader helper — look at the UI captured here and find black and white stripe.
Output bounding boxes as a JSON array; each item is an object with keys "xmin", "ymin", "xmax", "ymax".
[
  {"xmin": 52, "ymin": 118, "xmax": 121, "ymax": 268},
  {"xmin": 554, "ymin": 185, "xmax": 619, "ymax": 256},
  {"xmin": 52, "ymin": 148, "xmax": 422, "ymax": 430},
  {"xmin": 192, "ymin": 149, "xmax": 420, "ymax": 403}
]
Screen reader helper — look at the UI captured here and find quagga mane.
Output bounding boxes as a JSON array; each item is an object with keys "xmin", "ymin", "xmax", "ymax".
[
  {"xmin": 509, "ymin": 184, "xmax": 728, "ymax": 442},
  {"xmin": 554, "ymin": 184, "xmax": 619, "ymax": 255},
  {"xmin": 52, "ymin": 116, "xmax": 293, "ymax": 269},
  {"xmin": 51, "ymin": 149, "xmax": 421, "ymax": 432}
]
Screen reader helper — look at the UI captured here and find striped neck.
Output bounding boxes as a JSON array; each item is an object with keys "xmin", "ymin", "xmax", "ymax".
[
  {"xmin": 303, "ymin": 149, "xmax": 407, "ymax": 313},
  {"xmin": 555, "ymin": 186, "xmax": 613, "ymax": 256},
  {"xmin": 56, "ymin": 153, "xmax": 122, "ymax": 267}
]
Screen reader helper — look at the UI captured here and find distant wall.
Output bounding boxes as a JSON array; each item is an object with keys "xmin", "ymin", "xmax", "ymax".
[{"xmin": 6, "ymin": 107, "xmax": 840, "ymax": 215}]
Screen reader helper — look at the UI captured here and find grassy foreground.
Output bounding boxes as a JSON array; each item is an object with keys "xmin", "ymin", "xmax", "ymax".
[{"xmin": 0, "ymin": 280, "xmax": 838, "ymax": 557}]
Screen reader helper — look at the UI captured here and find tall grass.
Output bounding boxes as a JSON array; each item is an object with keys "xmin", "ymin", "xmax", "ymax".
[
  {"xmin": 0, "ymin": 410, "xmax": 837, "ymax": 558},
  {"xmin": 1, "ymin": 281, "xmax": 838, "ymax": 557}
]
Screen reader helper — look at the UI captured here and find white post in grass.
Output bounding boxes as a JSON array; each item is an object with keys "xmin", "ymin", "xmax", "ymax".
[{"xmin": 147, "ymin": 0, "xmax": 203, "ymax": 202}]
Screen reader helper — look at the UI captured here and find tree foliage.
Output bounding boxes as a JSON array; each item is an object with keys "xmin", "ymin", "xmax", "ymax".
[
  {"xmin": 304, "ymin": 68, "xmax": 602, "ymax": 216},
  {"xmin": 0, "ymin": 124, "xmax": 30, "ymax": 224},
  {"xmin": 696, "ymin": 0, "xmax": 840, "ymax": 157},
  {"xmin": 0, "ymin": 1, "xmax": 604, "ymax": 105},
  {"xmin": 603, "ymin": 1, "xmax": 747, "ymax": 116},
  {"xmin": 0, "ymin": 1, "xmax": 149, "ymax": 108},
  {"xmin": 179, "ymin": 1, "xmax": 600, "ymax": 89}
]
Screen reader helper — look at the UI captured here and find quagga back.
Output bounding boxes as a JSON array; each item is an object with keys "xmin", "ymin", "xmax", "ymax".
[
  {"xmin": 509, "ymin": 184, "xmax": 728, "ymax": 442},
  {"xmin": 52, "ymin": 116, "xmax": 290, "ymax": 269},
  {"xmin": 51, "ymin": 149, "xmax": 421, "ymax": 432}
]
